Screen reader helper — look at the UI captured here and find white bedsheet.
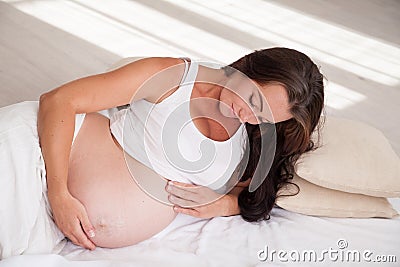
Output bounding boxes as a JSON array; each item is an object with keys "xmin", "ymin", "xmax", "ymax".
[
  {"xmin": 0, "ymin": 101, "xmax": 85, "ymax": 260},
  {"xmin": 1, "ymin": 199, "xmax": 399, "ymax": 267}
]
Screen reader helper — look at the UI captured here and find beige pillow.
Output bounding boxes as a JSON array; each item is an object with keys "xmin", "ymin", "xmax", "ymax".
[
  {"xmin": 295, "ymin": 116, "xmax": 400, "ymax": 198},
  {"xmin": 276, "ymin": 174, "xmax": 399, "ymax": 218}
]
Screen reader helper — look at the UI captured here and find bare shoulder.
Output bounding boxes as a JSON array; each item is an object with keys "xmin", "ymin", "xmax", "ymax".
[
  {"xmin": 121, "ymin": 56, "xmax": 183, "ymax": 72},
  {"xmin": 143, "ymin": 56, "xmax": 185, "ymax": 68},
  {"xmin": 130, "ymin": 57, "xmax": 187, "ymax": 104},
  {"xmin": 40, "ymin": 56, "xmax": 187, "ymax": 114}
]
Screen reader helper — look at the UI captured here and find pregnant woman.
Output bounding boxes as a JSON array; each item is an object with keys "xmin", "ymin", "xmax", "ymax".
[{"xmin": 0, "ymin": 47, "xmax": 324, "ymax": 258}]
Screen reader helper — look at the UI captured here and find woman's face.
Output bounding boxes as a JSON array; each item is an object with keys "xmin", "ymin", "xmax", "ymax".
[{"xmin": 219, "ymin": 71, "xmax": 292, "ymax": 125}]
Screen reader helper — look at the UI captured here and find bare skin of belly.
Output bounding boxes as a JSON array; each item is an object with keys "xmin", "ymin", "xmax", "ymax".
[{"xmin": 67, "ymin": 112, "xmax": 177, "ymax": 248}]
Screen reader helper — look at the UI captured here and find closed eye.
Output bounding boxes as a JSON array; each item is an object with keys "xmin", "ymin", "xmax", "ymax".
[{"xmin": 249, "ymin": 94, "xmax": 257, "ymax": 108}]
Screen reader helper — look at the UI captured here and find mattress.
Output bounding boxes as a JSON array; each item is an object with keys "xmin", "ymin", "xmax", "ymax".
[{"xmin": 1, "ymin": 198, "xmax": 399, "ymax": 267}]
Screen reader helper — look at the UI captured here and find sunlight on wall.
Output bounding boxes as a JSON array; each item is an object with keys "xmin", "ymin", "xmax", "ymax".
[
  {"xmin": 324, "ymin": 82, "xmax": 366, "ymax": 110},
  {"xmin": 169, "ymin": 0, "xmax": 400, "ymax": 87},
  {"xmin": 6, "ymin": 0, "xmax": 248, "ymax": 62},
  {"xmin": 3, "ymin": 0, "xmax": 396, "ymax": 111}
]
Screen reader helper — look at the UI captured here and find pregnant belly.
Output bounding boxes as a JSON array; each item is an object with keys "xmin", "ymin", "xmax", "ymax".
[{"xmin": 67, "ymin": 112, "xmax": 176, "ymax": 248}]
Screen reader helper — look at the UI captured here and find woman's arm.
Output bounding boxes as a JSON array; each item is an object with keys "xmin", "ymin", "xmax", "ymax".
[
  {"xmin": 37, "ymin": 57, "xmax": 186, "ymax": 249},
  {"xmin": 224, "ymin": 185, "xmax": 246, "ymax": 216},
  {"xmin": 39, "ymin": 57, "xmax": 184, "ymax": 190}
]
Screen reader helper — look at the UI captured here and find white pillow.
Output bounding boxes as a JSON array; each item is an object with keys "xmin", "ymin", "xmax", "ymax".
[
  {"xmin": 295, "ymin": 116, "xmax": 400, "ymax": 197},
  {"xmin": 276, "ymin": 174, "xmax": 399, "ymax": 218}
]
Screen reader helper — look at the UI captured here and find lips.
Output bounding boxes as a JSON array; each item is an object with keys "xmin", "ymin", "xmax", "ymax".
[
  {"xmin": 231, "ymin": 104, "xmax": 241, "ymax": 121},
  {"xmin": 231, "ymin": 103, "xmax": 236, "ymax": 117},
  {"xmin": 231, "ymin": 103, "xmax": 246, "ymax": 123}
]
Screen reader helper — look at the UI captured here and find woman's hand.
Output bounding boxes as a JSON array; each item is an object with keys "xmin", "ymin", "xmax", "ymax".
[
  {"xmin": 165, "ymin": 181, "xmax": 240, "ymax": 219},
  {"xmin": 47, "ymin": 189, "xmax": 96, "ymax": 250}
]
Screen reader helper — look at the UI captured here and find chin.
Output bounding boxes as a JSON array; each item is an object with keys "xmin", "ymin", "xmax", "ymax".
[{"xmin": 219, "ymin": 102, "xmax": 234, "ymax": 118}]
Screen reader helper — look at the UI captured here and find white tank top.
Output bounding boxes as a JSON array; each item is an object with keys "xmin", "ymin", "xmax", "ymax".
[{"xmin": 109, "ymin": 58, "xmax": 247, "ymax": 190}]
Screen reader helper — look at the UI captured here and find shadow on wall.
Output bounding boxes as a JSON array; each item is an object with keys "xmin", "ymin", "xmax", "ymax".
[
  {"xmin": 266, "ymin": 0, "xmax": 400, "ymax": 46},
  {"xmin": 0, "ymin": 2, "xmax": 120, "ymax": 107}
]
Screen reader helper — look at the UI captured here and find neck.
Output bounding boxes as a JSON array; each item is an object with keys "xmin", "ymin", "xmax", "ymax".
[
  {"xmin": 191, "ymin": 65, "xmax": 242, "ymax": 130},
  {"xmin": 194, "ymin": 65, "xmax": 228, "ymax": 99}
]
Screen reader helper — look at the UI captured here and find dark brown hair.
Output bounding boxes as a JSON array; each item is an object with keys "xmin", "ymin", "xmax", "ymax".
[{"xmin": 223, "ymin": 47, "xmax": 325, "ymax": 222}]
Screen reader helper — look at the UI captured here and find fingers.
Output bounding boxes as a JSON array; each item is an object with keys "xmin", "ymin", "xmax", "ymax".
[
  {"xmin": 173, "ymin": 206, "xmax": 201, "ymax": 217},
  {"xmin": 167, "ymin": 181, "xmax": 201, "ymax": 192},
  {"xmin": 50, "ymin": 192, "xmax": 96, "ymax": 251},
  {"xmin": 165, "ymin": 181, "xmax": 221, "ymax": 206},
  {"xmin": 69, "ymin": 231, "xmax": 96, "ymax": 250},
  {"xmin": 66, "ymin": 230, "xmax": 94, "ymax": 251},
  {"xmin": 77, "ymin": 213, "xmax": 96, "ymax": 250},
  {"xmin": 168, "ymin": 194, "xmax": 197, "ymax": 208},
  {"xmin": 68, "ymin": 233, "xmax": 88, "ymax": 249},
  {"xmin": 63, "ymin": 217, "xmax": 96, "ymax": 250},
  {"xmin": 166, "ymin": 183, "xmax": 200, "ymax": 203},
  {"xmin": 79, "ymin": 212, "xmax": 96, "ymax": 239},
  {"xmin": 72, "ymin": 217, "xmax": 96, "ymax": 250},
  {"xmin": 76, "ymin": 226, "xmax": 96, "ymax": 250},
  {"xmin": 67, "ymin": 234, "xmax": 81, "ymax": 247}
]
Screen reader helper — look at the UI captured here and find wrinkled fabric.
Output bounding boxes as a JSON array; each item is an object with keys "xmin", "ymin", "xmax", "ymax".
[{"xmin": 0, "ymin": 101, "xmax": 85, "ymax": 259}]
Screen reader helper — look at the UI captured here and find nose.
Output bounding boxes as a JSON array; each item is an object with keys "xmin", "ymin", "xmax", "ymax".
[
  {"xmin": 237, "ymin": 108, "xmax": 247, "ymax": 122},
  {"xmin": 239, "ymin": 108, "xmax": 256, "ymax": 123}
]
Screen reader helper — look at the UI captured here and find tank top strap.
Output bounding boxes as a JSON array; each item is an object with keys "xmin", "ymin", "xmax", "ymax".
[
  {"xmin": 179, "ymin": 57, "xmax": 190, "ymax": 81},
  {"xmin": 179, "ymin": 57, "xmax": 198, "ymax": 84},
  {"xmin": 177, "ymin": 57, "xmax": 199, "ymax": 102}
]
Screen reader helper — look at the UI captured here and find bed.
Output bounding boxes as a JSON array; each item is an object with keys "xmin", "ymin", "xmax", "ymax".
[
  {"xmin": 1, "ymin": 0, "xmax": 399, "ymax": 265},
  {"xmin": 1, "ymin": 58, "xmax": 399, "ymax": 266},
  {"xmin": 0, "ymin": 198, "xmax": 399, "ymax": 267}
]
